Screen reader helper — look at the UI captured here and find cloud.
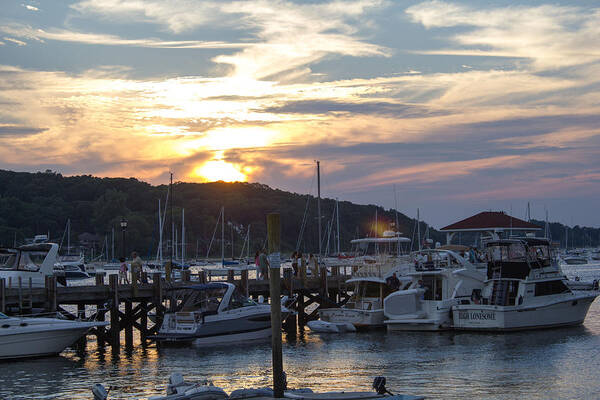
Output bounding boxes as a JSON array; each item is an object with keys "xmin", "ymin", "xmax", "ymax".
[
  {"xmin": 407, "ymin": 1, "xmax": 600, "ymax": 70},
  {"xmin": 23, "ymin": 4, "xmax": 39, "ymax": 11},
  {"xmin": 0, "ymin": 25, "xmax": 249, "ymax": 49},
  {"xmin": 0, "ymin": 125, "xmax": 47, "ymax": 136},
  {"xmin": 70, "ymin": 0, "xmax": 390, "ymax": 80},
  {"xmin": 3, "ymin": 37, "xmax": 27, "ymax": 46}
]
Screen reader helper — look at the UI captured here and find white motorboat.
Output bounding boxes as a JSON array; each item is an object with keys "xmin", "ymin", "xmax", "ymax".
[
  {"xmin": 452, "ymin": 238, "xmax": 598, "ymax": 331},
  {"xmin": 383, "ymin": 249, "xmax": 486, "ymax": 331},
  {"xmin": 155, "ymin": 282, "xmax": 290, "ymax": 345},
  {"xmin": 54, "ymin": 254, "xmax": 89, "ymax": 280},
  {"xmin": 0, "ymin": 312, "xmax": 108, "ymax": 360},
  {"xmin": 0, "ymin": 243, "xmax": 59, "ymax": 288}
]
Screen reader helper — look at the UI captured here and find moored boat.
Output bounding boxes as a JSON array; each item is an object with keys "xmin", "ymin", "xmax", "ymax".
[{"xmin": 452, "ymin": 237, "xmax": 598, "ymax": 331}]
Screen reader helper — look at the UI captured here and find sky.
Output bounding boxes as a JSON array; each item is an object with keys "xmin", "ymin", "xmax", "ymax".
[{"xmin": 1, "ymin": 0, "xmax": 599, "ymax": 229}]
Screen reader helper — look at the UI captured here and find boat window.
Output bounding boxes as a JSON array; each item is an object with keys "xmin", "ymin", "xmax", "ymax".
[
  {"xmin": 420, "ymin": 275, "xmax": 443, "ymax": 301},
  {"xmin": 182, "ymin": 287, "xmax": 227, "ymax": 313},
  {"xmin": 490, "ymin": 280, "xmax": 520, "ymax": 306},
  {"xmin": 18, "ymin": 251, "xmax": 46, "ymax": 271},
  {"xmin": 227, "ymin": 289, "xmax": 257, "ymax": 310},
  {"xmin": 0, "ymin": 312, "xmax": 7, "ymax": 319},
  {"xmin": 359, "ymin": 282, "xmax": 383, "ymax": 298},
  {"xmin": 488, "ymin": 243, "xmax": 527, "ymax": 262},
  {"xmin": 535, "ymin": 280, "xmax": 571, "ymax": 296},
  {"xmin": 0, "ymin": 253, "xmax": 17, "ymax": 270}
]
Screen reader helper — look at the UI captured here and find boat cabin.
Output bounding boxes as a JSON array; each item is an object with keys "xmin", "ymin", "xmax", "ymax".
[
  {"xmin": 167, "ymin": 282, "xmax": 257, "ymax": 315},
  {"xmin": 0, "ymin": 244, "xmax": 55, "ymax": 272}
]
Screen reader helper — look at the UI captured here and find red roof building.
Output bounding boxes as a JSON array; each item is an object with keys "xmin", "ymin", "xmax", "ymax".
[{"xmin": 440, "ymin": 211, "xmax": 541, "ymax": 244}]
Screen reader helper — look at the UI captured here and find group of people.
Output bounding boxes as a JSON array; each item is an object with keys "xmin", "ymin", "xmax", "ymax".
[
  {"xmin": 118, "ymin": 251, "xmax": 144, "ymax": 284},
  {"xmin": 254, "ymin": 250, "xmax": 321, "ymax": 280}
]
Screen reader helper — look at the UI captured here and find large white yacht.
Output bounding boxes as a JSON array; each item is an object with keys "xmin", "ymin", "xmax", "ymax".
[
  {"xmin": 155, "ymin": 282, "xmax": 290, "ymax": 345},
  {"xmin": 0, "ymin": 312, "xmax": 108, "ymax": 360},
  {"xmin": 452, "ymin": 238, "xmax": 598, "ymax": 331},
  {"xmin": 383, "ymin": 249, "xmax": 486, "ymax": 331},
  {"xmin": 0, "ymin": 243, "xmax": 59, "ymax": 287}
]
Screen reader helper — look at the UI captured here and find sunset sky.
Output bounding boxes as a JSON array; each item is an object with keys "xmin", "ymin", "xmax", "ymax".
[{"xmin": 1, "ymin": 0, "xmax": 599, "ymax": 228}]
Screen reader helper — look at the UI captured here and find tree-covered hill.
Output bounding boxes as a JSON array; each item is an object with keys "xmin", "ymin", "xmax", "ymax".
[{"xmin": 0, "ymin": 169, "xmax": 597, "ymax": 259}]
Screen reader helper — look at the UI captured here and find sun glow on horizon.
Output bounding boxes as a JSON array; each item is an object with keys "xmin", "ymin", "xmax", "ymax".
[{"xmin": 193, "ymin": 159, "xmax": 247, "ymax": 182}]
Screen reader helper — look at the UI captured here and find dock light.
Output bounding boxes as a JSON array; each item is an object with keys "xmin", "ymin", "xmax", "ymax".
[{"xmin": 120, "ymin": 218, "xmax": 128, "ymax": 259}]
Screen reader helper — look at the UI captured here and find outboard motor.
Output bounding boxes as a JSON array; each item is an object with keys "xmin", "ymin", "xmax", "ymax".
[
  {"xmin": 372, "ymin": 376, "xmax": 393, "ymax": 395},
  {"xmin": 92, "ymin": 384, "xmax": 109, "ymax": 400}
]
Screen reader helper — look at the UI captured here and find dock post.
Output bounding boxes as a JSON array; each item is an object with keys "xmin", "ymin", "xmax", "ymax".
[
  {"xmin": 140, "ymin": 301, "xmax": 148, "ymax": 344},
  {"xmin": 131, "ymin": 269, "xmax": 139, "ymax": 298},
  {"xmin": 319, "ymin": 266, "xmax": 328, "ymax": 300},
  {"xmin": 46, "ymin": 276, "xmax": 57, "ymax": 313},
  {"xmin": 199, "ymin": 270, "xmax": 207, "ymax": 284},
  {"xmin": 152, "ymin": 272, "xmax": 164, "ymax": 324},
  {"xmin": 267, "ymin": 213, "xmax": 284, "ymax": 398},
  {"xmin": 227, "ymin": 269, "xmax": 235, "ymax": 283},
  {"xmin": 297, "ymin": 291, "xmax": 305, "ymax": 326},
  {"xmin": 124, "ymin": 300, "xmax": 133, "ymax": 349},
  {"xmin": 182, "ymin": 269, "xmax": 190, "ymax": 282},
  {"xmin": 241, "ymin": 270, "xmax": 249, "ymax": 297},
  {"xmin": 18, "ymin": 277, "xmax": 22, "ymax": 313},
  {"xmin": 0, "ymin": 278, "xmax": 5, "ymax": 313},
  {"xmin": 95, "ymin": 272, "xmax": 105, "ymax": 286},
  {"xmin": 77, "ymin": 303, "xmax": 87, "ymax": 348},
  {"xmin": 165, "ymin": 262, "xmax": 172, "ymax": 282},
  {"xmin": 109, "ymin": 274, "xmax": 120, "ymax": 350}
]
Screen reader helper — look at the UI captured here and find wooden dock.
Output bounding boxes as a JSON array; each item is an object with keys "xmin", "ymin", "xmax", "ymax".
[{"xmin": 0, "ymin": 265, "xmax": 354, "ymax": 351}]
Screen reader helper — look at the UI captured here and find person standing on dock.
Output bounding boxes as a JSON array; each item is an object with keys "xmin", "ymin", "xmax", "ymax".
[
  {"xmin": 119, "ymin": 257, "xmax": 129, "ymax": 284},
  {"xmin": 258, "ymin": 248, "xmax": 269, "ymax": 280},
  {"xmin": 131, "ymin": 251, "xmax": 143, "ymax": 283}
]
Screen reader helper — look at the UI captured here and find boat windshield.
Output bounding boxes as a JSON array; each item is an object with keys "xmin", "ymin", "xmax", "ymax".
[
  {"xmin": 0, "ymin": 312, "xmax": 8, "ymax": 319},
  {"xmin": 17, "ymin": 251, "xmax": 46, "ymax": 272},
  {"xmin": 225, "ymin": 288, "xmax": 257, "ymax": 310},
  {"xmin": 181, "ymin": 287, "xmax": 228, "ymax": 313},
  {"xmin": 488, "ymin": 243, "xmax": 527, "ymax": 262},
  {"xmin": 0, "ymin": 252, "xmax": 17, "ymax": 270}
]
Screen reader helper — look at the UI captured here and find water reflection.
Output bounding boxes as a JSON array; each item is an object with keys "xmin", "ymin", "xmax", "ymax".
[{"xmin": 2, "ymin": 268, "xmax": 600, "ymax": 399}]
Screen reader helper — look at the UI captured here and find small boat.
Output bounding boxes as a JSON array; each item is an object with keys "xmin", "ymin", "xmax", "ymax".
[
  {"xmin": 155, "ymin": 282, "xmax": 290, "ymax": 345},
  {"xmin": 0, "ymin": 312, "xmax": 108, "ymax": 360},
  {"xmin": 306, "ymin": 320, "xmax": 356, "ymax": 333},
  {"xmin": 384, "ymin": 249, "xmax": 486, "ymax": 331},
  {"xmin": 0, "ymin": 243, "xmax": 60, "ymax": 287},
  {"xmin": 563, "ymin": 256, "xmax": 588, "ymax": 265},
  {"xmin": 452, "ymin": 238, "xmax": 598, "ymax": 331},
  {"xmin": 54, "ymin": 254, "xmax": 89, "ymax": 280},
  {"xmin": 93, "ymin": 373, "xmax": 424, "ymax": 399}
]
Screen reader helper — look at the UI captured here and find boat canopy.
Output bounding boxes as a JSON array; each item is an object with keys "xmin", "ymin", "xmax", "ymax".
[
  {"xmin": 166, "ymin": 282, "xmax": 230, "ymax": 292},
  {"xmin": 351, "ymin": 237, "xmax": 410, "ymax": 244}
]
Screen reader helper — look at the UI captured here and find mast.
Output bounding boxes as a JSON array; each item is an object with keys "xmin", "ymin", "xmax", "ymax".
[
  {"xmin": 67, "ymin": 218, "xmax": 70, "ymax": 253},
  {"xmin": 527, "ymin": 202, "xmax": 531, "ymax": 222},
  {"xmin": 170, "ymin": 172, "xmax": 173, "ymax": 268},
  {"xmin": 545, "ymin": 208, "xmax": 549, "ymax": 239},
  {"xmin": 231, "ymin": 223, "xmax": 234, "ymax": 259},
  {"xmin": 317, "ymin": 160, "xmax": 322, "ymax": 258},
  {"xmin": 394, "ymin": 185, "xmax": 399, "ymax": 232},
  {"xmin": 181, "ymin": 208, "xmax": 185, "ymax": 265},
  {"xmin": 221, "ymin": 206, "xmax": 225, "ymax": 266},
  {"xmin": 417, "ymin": 208, "xmax": 421, "ymax": 251},
  {"xmin": 111, "ymin": 227, "xmax": 114, "ymax": 260},
  {"xmin": 157, "ymin": 199, "xmax": 163, "ymax": 263},
  {"xmin": 247, "ymin": 225, "xmax": 250, "ymax": 261},
  {"xmin": 336, "ymin": 198, "xmax": 340, "ymax": 255}
]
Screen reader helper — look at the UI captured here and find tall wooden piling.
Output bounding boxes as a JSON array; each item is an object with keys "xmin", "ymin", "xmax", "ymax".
[
  {"xmin": 46, "ymin": 276, "xmax": 57, "ymax": 313},
  {"xmin": 125, "ymin": 300, "xmax": 133, "ymax": 349},
  {"xmin": 241, "ymin": 269, "xmax": 249, "ymax": 297},
  {"xmin": 109, "ymin": 274, "xmax": 120, "ymax": 349},
  {"xmin": 198, "ymin": 270, "xmax": 207, "ymax": 284},
  {"xmin": 0, "ymin": 278, "xmax": 5, "ymax": 313},
  {"xmin": 267, "ymin": 213, "xmax": 284, "ymax": 398},
  {"xmin": 227, "ymin": 269, "xmax": 235, "ymax": 283}
]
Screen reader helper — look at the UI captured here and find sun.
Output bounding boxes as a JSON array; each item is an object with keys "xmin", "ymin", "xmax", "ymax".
[{"xmin": 193, "ymin": 160, "xmax": 247, "ymax": 182}]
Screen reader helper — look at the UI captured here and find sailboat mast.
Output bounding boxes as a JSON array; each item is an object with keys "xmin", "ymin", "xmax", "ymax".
[
  {"xmin": 221, "ymin": 206, "xmax": 225, "ymax": 266},
  {"xmin": 417, "ymin": 208, "xmax": 421, "ymax": 251},
  {"xmin": 111, "ymin": 227, "xmax": 114, "ymax": 260},
  {"xmin": 317, "ymin": 160, "xmax": 322, "ymax": 257},
  {"xmin": 181, "ymin": 208, "xmax": 185, "ymax": 265},
  {"xmin": 67, "ymin": 219, "xmax": 70, "ymax": 253},
  {"xmin": 336, "ymin": 198, "xmax": 340, "ymax": 255},
  {"xmin": 170, "ymin": 172, "xmax": 173, "ymax": 267}
]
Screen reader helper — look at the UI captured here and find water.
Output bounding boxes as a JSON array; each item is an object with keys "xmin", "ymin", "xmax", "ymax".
[{"xmin": 2, "ymin": 263, "xmax": 600, "ymax": 399}]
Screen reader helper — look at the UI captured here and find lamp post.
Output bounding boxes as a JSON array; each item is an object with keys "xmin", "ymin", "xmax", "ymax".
[{"xmin": 120, "ymin": 218, "xmax": 128, "ymax": 260}]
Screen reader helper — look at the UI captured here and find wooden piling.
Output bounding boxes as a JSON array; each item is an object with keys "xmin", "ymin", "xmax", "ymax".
[
  {"xmin": 182, "ymin": 269, "xmax": 191, "ymax": 282},
  {"xmin": 124, "ymin": 300, "xmax": 133, "ymax": 349},
  {"xmin": 241, "ymin": 269, "xmax": 249, "ymax": 297},
  {"xmin": 198, "ymin": 270, "xmax": 207, "ymax": 284},
  {"xmin": 109, "ymin": 274, "xmax": 120, "ymax": 349},
  {"xmin": 77, "ymin": 303, "xmax": 87, "ymax": 347},
  {"xmin": 0, "ymin": 278, "xmax": 5, "ymax": 313},
  {"xmin": 267, "ymin": 212, "xmax": 284, "ymax": 398},
  {"xmin": 95, "ymin": 272, "xmax": 105, "ymax": 286},
  {"xmin": 165, "ymin": 262, "xmax": 172, "ymax": 282},
  {"xmin": 227, "ymin": 269, "xmax": 235, "ymax": 283},
  {"xmin": 46, "ymin": 276, "xmax": 57, "ymax": 313},
  {"xmin": 319, "ymin": 266, "xmax": 328, "ymax": 299}
]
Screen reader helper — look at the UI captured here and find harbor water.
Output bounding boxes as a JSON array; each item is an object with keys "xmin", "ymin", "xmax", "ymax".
[{"xmin": 2, "ymin": 264, "xmax": 600, "ymax": 399}]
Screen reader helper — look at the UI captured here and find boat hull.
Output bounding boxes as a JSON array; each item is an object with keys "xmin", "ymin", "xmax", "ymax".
[
  {"xmin": 319, "ymin": 308, "xmax": 384, "ymax": 328},
  {"xmin": 452, "ymin": 294, "xmax": 597, "ymax": 331},
  {"xmin": 0, "ymin": 320, "xmax": 106, "ymax": 360}
]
